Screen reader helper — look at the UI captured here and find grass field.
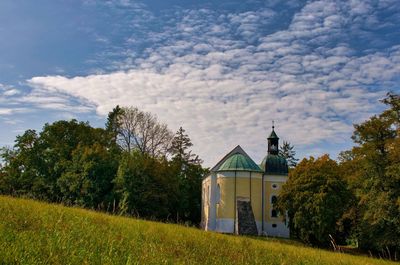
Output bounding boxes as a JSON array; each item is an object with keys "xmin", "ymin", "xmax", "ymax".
[{"xmin": 0, "ymin": 196, "xmax": 395, "ymax": 265}]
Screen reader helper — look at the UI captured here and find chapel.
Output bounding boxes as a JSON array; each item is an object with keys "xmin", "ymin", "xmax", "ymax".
[{"xmin": 201, "ymin": 126, "xmax": 289, "ymax": 237}]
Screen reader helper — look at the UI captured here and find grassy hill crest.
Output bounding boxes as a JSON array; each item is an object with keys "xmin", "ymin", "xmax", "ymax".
[{"xmin": 0, "ymin": 196, "xmax": 395, "ymax": 265}]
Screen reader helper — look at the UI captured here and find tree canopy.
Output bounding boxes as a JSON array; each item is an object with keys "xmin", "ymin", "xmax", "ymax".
[
  {"xmin": 0, "ymin": 109, "xmax": 205, "ymax": 225},
  {"xmin": 279, "ymin": 92, "xmax": 400, "ymax": 257},
  {"xmin": 278, "ymin": 155, "xmax": 352, "ymax": 247},
  {"xmin": 345, "ymin": 93, "xmax": 400, "ymax": 254},
  {"xmin": 110, "ymin": 106, "xmax": 173, "ymax": 157},
  {"xmin": 1, "ymin": 93, "xmax": 399, "ymax": 257}
]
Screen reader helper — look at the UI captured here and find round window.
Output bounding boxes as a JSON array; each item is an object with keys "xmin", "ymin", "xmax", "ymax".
[{"xmin": 272, "ymin": 184, "xmax": 278, "ymax": 189}]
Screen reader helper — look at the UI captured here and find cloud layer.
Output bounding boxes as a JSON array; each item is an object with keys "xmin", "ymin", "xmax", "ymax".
[{"xmin": 20, "ymin": 0, "xmax": 400, "ymax": 165}]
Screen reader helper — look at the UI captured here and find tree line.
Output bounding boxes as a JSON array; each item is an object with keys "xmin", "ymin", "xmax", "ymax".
[
  {"xmin": 0, "ymin": 106, "xmax": 207, "ymax": 224},
  {"xmin": 278, "ymin": 93, "xmax": 400, "ymax": 258},
  {"xmin": 1, "ymin": 93, "xmax": 399, "ymax": 257}
]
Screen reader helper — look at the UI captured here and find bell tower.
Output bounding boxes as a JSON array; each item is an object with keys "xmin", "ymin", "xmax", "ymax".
[{"xmin": 267, "ymin": 121, "xmax": 279, "ymax": 155}]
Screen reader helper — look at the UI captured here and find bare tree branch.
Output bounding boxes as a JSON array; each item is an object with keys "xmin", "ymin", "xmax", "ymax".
[{"xmin": 115, "ymin": 107, "xmax": 173, "ymax": 157}]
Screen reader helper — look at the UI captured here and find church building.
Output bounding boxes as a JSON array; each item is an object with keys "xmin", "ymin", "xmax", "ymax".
[{"xmin": 201, "ymin": 126, "xmax": 289, "ymax": 237}]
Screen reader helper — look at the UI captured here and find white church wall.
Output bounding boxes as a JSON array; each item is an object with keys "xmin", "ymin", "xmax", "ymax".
[
  {"xmin": 264, "ymin": 222, "xmax": 290, "ymax": 238},
  {"xmin": 202, "ymin": 176, "xmax": 211, "ymax": 230},
  {"xmin": 208, "ymin": 173, "xmax": 217, "ymax": 230},
  {"xmin": 263, "ymin": 173, "xmax": 289, "ymax": 238},
  {"xmin": 256, "ymin": 221, "xmax": 262, "ymax": 235},
  {"xmin": 216, "ymin": 218, "xmax": 234, "ymax": 233}
]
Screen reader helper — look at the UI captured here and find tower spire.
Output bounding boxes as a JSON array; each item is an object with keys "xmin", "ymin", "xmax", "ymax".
[{"xmin": 267, "ymin": 121, "xmax": 279, "ymax": 155}]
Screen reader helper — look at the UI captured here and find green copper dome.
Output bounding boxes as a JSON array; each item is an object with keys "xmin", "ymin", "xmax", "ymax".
[
  {"xmin": 260, "ymin": 154, "xmax": 288, "ymax": 175},
  {"xmin": 217, "ymin": 153, "xmax": 263, "ymax": 172}
]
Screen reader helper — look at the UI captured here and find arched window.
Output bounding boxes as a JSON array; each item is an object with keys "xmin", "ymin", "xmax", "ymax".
[
  {"xmin": 216, "ymin": 184, "xmax": 221, "ymax": 204},
  {"xmin": 271, "ymin": 195, "xmax": 277, "ymax": 204},
  {"xmin": 271, "ymin": 209, "xmax": 278, "ymax": 218}
]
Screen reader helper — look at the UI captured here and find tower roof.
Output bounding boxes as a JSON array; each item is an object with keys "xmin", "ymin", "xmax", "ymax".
[
  {"xmin": 264, "ymin": 122, "xmax": 287, "ymax": 174},
  {"xmin": 268, "ymin": 127, "xmax": 279, "ymax": 139}
]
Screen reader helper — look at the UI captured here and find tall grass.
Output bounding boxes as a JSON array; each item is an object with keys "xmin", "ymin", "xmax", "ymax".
[{"xmin": 0, "ymin": 196, "xmax": 395, "ymax": 264}]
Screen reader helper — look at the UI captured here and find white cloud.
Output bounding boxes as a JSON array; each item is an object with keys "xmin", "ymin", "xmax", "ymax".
[
  {"xmin": 3, "ymin": 89, "xmax": 20, "ymax": 97},
  {"xmin": 0, "ymin": 109, "xmax": 13, "ymax": 115},
  {"xmin": 22, "ymin": 0, "xmax": 400, "ymax": 166},
  {"xmin": 0, "ymin": 84, "xmax": 21, "ymax": 97},
  {"xmin": 0, "ymin": 108, "xmax": 30, "ymax": 116}
]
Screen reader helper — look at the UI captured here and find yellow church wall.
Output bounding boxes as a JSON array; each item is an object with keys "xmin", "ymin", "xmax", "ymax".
[
  {"xmin": 216, "ymin": 171, "xmax": 263, "ymax": 221},
  {"xmin": 235, "ymin": 173, "xmax": 250, "ymax": 198},
  {"xmin": 216, "ymin": 174, "xmax": 235, "ymax": 219},
  {"xmin": 250, "ymin": 174, "xmax": 262, "ymax": 222},
  {"xmin": 205, "ymin": 170, "xmax": 289, "ymax": 237}
]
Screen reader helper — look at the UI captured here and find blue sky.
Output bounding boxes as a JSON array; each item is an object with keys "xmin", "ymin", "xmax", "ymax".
[{"xmin": 1, "ymin": 0, "xmax": 400, "ymax": 166}]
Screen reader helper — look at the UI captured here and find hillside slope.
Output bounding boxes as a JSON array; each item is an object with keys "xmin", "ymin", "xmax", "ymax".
[{"xmin": 0, "ymin": 196, "xmax": 394, "ymax": 265}]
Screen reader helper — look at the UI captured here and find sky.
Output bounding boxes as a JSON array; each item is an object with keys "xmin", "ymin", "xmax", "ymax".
[{"xmin": 0, "ymin": 0, "xmax": 400, "ymax": 167}]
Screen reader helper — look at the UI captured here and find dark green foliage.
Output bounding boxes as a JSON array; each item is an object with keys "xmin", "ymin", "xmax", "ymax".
[
  {"xmin": 278, "ymin": 155, "xmax": 352, "ymax": 247},
  {"xmin": 341, "ymin": 92, "xmax": 400, "ymax": 254},
  {"xmin": 0, "ymin": 130, "xmax": 40, "ymax": 196},
  {"xmin": 276, "ymin": 93, "xmax": 400, "ymax": 255},
  {"xmin": 106, "ymin": 105, "xmax": 123, "ymax": 135},
  {"xmin": 169, "ymin": 127, "xmax": 207, "ymax": 224},
  {"xmin": 1, "ymin": 93, "xmax": 399, "ymax": 254},
  {"xmin": 279, "ymin": 141, "xmax": 299, "ymax": 168},
  {"xmin": 57, "ymin": 143, "xmax": 119, "ymax": 209},
  {"xmin": 0, "ymin": 120, "xmax": 114, "ymax": 202},
  {"xmin": 114, "ymin": 151, "xmax": 172, "ymax": 219},
  {"xmin": 0, "ymin": 109, "xmax": 207, "ymax": 226},
  {"xmin": 105, "ymin": 105, "xmax": 124, "ymax": 151}
]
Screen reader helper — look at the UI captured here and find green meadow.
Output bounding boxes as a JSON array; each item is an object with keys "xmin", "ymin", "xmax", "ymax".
[{"xmin": 0, "ymin": 196, "xmax": 395, "ymax": 265}]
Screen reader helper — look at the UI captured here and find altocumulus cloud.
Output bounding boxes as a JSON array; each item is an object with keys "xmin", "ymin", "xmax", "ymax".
[
  {"xmin": 0, "ymin": 84, "xmax": 29, "ymax": 117},
  {"xmin": 26, "ymin": 0, "xmax": 400, "ymax": 166}
]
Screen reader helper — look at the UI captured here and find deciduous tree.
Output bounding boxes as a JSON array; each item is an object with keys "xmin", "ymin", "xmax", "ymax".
[
  {"xmin": 278, "ymin": 155, "xmax": 351, "ymax": 247},
  {"xmin": 114, "ymin": 107, "xmax": 173, "ymax": 157},
  {"xmin": 57, "ymin": 143, "xmax": 118, "ymax": 209},
  {"xmin": 345, "ymin": 92, "xmax": 400, "ymax": 254}
]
